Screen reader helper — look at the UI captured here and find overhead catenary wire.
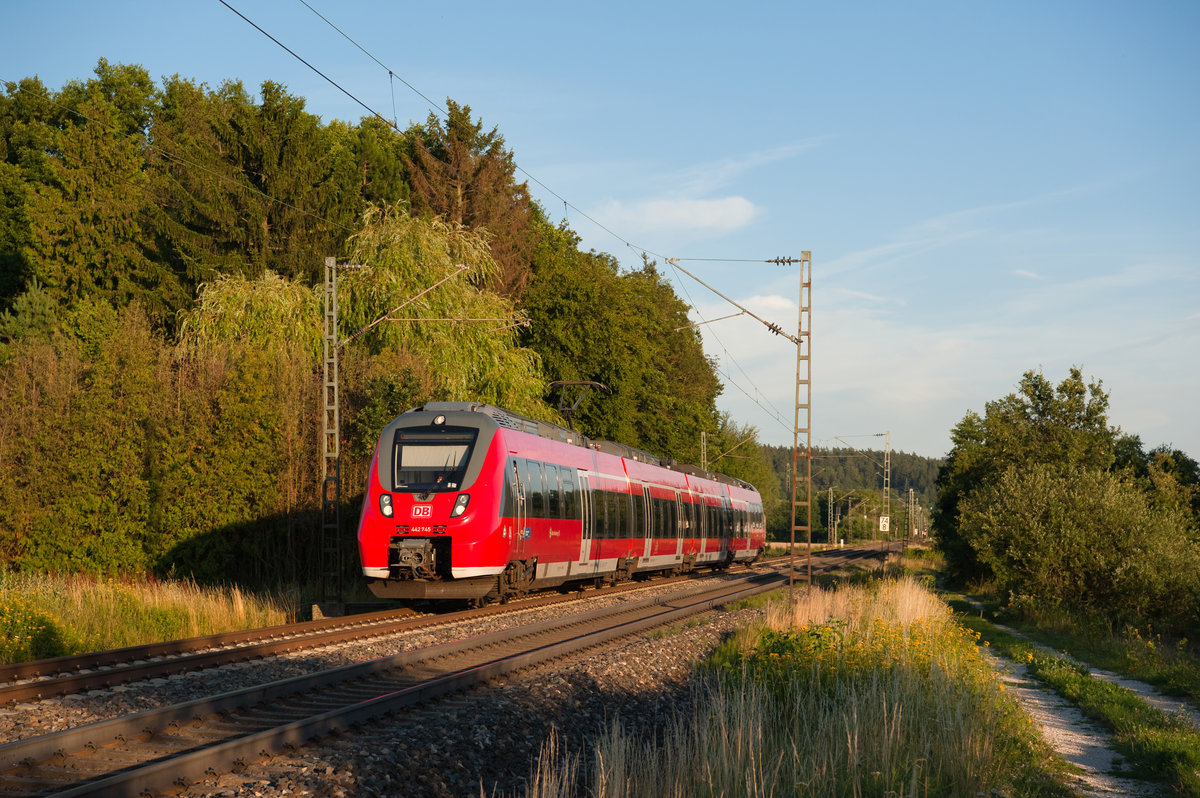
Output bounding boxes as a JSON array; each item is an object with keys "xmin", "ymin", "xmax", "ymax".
[
  {"xmin": 216, "ymin": 0, "xmax": 393, "ymax": 129},
  {"xmin": 277, "ymin": 0, "xmax": 671, "ymax": 261},
  {"xmin": 221, "ymin": 0, "xmax": 799, "ymax": 434},
  {"xmin": 243, "ymin": 3, "xmax": 796, "ymax": 321},
  {"xmin": 664, "ymin": 259, "xmax": 794, "ymax": 435},
  {"xmin": 21, "ymin": 2, "xmax": 797, "ymax": 438}
]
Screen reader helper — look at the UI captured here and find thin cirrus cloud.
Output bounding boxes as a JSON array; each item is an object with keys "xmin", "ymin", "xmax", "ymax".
[{"xmin": 592, "ymin": 195, "xmax": 760, "ymax": 237}]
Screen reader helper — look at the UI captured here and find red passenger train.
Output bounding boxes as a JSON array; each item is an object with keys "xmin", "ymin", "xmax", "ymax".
[{"xmin": 357, "ymin": 402, "xmax": 767, "ymax": 603}]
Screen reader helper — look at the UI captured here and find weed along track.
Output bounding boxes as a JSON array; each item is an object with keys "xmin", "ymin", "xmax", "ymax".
[{"xmin": 0, "ymin": 571, "xmax": 784, "ymax": 797}]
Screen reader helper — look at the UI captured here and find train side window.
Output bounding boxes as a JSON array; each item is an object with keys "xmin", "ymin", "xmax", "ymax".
[
  {"xmin": 547, "ymin": 465, "xmax": 562, "ymax": 518},
  {"xmin": 529, "ymin": 461, "xmax": 546, "ymax": 518},
  {"xmin": 560, "ymin": 467, "xmax": 577, "ymax": 520},
  {"xmin": 501, "ymin": 458, "xmax": 516, "ymax": 517},
  {"xmin": 596, "ymin": 488, "xmax": 609, "ymax": 538},
  {"xmin": 613, "ymin": 491, "xmax": 629, "ymax": 538},
  {"xmin": 634, "ymin": 488, "xmax": 648, "ymax": 537}
]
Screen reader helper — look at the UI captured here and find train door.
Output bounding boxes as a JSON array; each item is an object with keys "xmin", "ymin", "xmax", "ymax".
[
  {"xmin": 512, "ymin": 459, "xmax": 529, "ymax": 560},
  {"xmin": 639, "ymin": 486, "xmax": 652, "ymax": 559},
  {"xmin": 674, "ymin": 492, "xmax": 684, "ymax": 560},
  {"xmin": 577, "ymin": 473, "xmax": 593, "ymax": 567}
]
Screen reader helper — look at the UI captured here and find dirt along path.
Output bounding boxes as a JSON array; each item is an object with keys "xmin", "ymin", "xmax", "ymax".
[
  {"xmin": 979, "ymin": 615, "xmax": 1199, "ymax": 798},
  {"xmin": 992, "ymin": 654, "xmax": 1166, "ymax": 798}
]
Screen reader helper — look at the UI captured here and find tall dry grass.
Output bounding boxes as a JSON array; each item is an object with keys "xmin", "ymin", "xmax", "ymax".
[
  {"xmin": 522, "ymin": 578, "xmax": 1068, "ymax": 798},
  {"xmin": 0, "ymin": 570, "xmax": 293, "ymax": 663}
]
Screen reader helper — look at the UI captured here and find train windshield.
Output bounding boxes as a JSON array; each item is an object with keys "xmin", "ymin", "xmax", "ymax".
[{"xmin": 391, "ymin": 427, "xmax": 478, "ymax": 491}]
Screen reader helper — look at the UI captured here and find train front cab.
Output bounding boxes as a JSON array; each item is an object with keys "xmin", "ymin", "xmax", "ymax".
[{"xmin": 358, "ymin": 407, "xmax": 509, "ymax": 600}]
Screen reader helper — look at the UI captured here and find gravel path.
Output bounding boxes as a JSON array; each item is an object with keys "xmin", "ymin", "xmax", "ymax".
[{"xmin": 990, "ymin": 655, "xmax": 1167, "ymax": 798}]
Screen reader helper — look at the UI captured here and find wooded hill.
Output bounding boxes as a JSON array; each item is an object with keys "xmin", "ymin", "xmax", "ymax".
[
  {"xmin": 0, "ymin": 61, "xmax": 781, "ymax": 588},
  {"xmin": 759, "ymin": 445, "xmax": 942, "ymax": 543}
]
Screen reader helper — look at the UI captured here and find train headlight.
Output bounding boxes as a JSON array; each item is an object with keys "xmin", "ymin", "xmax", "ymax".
[
  {"xmin": 450, "ymin": 493, "xmax": 470, "ymax": 518},
  {"xmin": 379, "ymin": 494, "xmax": 394, "ymax": 518}
]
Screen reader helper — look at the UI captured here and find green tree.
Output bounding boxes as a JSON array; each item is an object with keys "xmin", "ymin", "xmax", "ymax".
[
  {"xmin": 523, "ymin": 215, "xmax": 721, "ymax": 462},
  {"xmin": 355, "ymin": 116, "xmax": 411, "ymax": 209},
  {"xmin": 177, "ymin": 270, "xmax": 321, "ymax": 360},
  {"xmin": 1, "ymin": 76, "xmax": 66, "ymax": 307},
  {"xmin": 706, "ymin": 415, "xmax": 780, "ymax": 510},
  {"xmin": 0, "ymin": 301, "xmax": 166, "ymax": 573},
  {"xmin": 22, "ymin": 66, "xmax": 188, "ymax": 326},
  {"xmin": 149, "ymin": 77, "xmax": 361, "ymax": 291},
  {"xmin": 932, "ymin": 367, "xmax": 1116, "ymax": 582},
  {"xmin": 959, "ymin": 463, "xmax": 1199, "ymax": 630},
  {"xmin": 340, "ymin": 207, "xmax": 547, "ymax": 425},
  {"xmin": 405, "ymin": 100, "xmax": 537, "ymax": 300}
]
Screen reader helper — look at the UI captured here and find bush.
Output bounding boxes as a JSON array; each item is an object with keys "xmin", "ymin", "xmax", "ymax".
[
  {"xmin": 0, "ymin": 595, "xmax": 69, "ymax": 663},
  {"xmin": 959, "ymin": 464, "xmax": 1200, "ymax": 633}
]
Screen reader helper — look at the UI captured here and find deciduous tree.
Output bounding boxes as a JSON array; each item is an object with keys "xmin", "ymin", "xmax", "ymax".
[{"xmin": 933, "ymin": 367, "xmax": 1115, "ymax": 581}]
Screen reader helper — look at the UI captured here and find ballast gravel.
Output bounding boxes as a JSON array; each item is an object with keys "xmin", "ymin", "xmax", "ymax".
[
  {"xmin": 0, "ymin": 577, "xmax": 762, "ymax": 797},
  {"xmin": 206, "ymin": 609, "xmax": 758, "ymax": 798}
]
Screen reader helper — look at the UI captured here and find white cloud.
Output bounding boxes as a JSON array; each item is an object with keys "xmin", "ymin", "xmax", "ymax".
[
  {"xmin": 839, "ymin": 288, "xmax": 889, "ymax": 302},
  {"xmin": 674, "ymin": 139, "xmax": 828, "ymax": 196},
  {"xmin": 1013, "ymin": 269, "xmax": 1042, "ymax": 279},
  {"xmin": 593, "ymin": 196, "xmax": 759, "ymax": 236},
  {"xmin": 741, "ymin": 293, "xmax": 796, "ymax": 313}
]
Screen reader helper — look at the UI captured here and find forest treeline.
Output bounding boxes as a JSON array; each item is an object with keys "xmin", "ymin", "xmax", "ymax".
[
  {"xmin": 760, "ymin": 445, "xmax": 941, "ymax": 542},
  {"xmin": 0, "ymin": 61, "xmax": 780, "ymax": 588}
]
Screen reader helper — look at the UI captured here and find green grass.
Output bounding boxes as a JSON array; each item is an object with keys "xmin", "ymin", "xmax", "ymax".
[
  {"xmin": 0, "ymin": 570, "xmax": 294, "ymax": 664},
  {"xmin": 524, "ymin": 578, "xmax": 1075, "ymax": 798},
  {"xmin": 646, "ymin": 616, "xmax": 709, "ymax": 639},
  {"xmin": 954, "ymin": 605, "xmax": 1200, "ymax": 797},
  {"xmin": 1015, "ymin": 614, "xmax": 1200, "ymax": 707}
]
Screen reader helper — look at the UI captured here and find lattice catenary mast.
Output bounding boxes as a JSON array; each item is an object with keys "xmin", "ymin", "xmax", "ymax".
[
  {"xmin": 321, "ymin": 257, "xmax": 342, "ymax": 607},
  {"xmin": 769, "ymin": 252, "xmax": 812, "ymax": 589}
]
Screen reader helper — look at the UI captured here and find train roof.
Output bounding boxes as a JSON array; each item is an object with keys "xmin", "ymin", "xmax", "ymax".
[{"xmin": 416, "ymin": 401, "xmax": 758, "ymax": 493}]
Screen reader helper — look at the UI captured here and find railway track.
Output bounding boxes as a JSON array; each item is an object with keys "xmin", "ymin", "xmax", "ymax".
[
  {"xmin": 0, "ymin": 570, "xmax": 716, "ymax": 707},
  {"xmin": 0, "ymin": 548, "xmax": 879, "ymax": 709},
  {"xmin": 0, "ymin": 569, "xmax": 786, "ymax": 797},
  {"xmin": 0, "ymin": 545, "xmax": 884, "ymax": 797}
]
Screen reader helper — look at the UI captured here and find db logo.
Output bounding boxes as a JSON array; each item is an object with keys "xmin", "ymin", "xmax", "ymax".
[{"xmin": 411, "ymin": 505, "xmax": 433, "ymax": 518}]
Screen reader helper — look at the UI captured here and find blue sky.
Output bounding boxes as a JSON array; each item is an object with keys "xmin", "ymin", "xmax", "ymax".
[{"xmin": 5, "ymin": 1, "xmax": 1198, "ymax": 458}]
